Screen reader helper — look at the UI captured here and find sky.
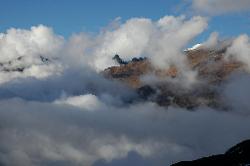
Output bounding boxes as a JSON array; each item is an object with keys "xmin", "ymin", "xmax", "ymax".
[
  {"xmin": 0, "ymin": 0, "xmax": 250, "ymax": 40},
  {"xmin": 0, "ymin": 0, "xmax": 180, "ymax": 37}
]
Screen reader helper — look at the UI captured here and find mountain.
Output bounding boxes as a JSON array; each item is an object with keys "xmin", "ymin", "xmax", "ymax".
[
  {"xmin": 171, "ymin": 139, "xmax": 250, "ymax": 166},
  {"xmin": 103, "ymin": 43, "xmax": 243, "ymax": 109}
]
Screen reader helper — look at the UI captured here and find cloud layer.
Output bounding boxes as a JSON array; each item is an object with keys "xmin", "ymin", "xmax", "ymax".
[{"xmin": 1, "ymin": 98, "xmax": 250, "ymax": 166}]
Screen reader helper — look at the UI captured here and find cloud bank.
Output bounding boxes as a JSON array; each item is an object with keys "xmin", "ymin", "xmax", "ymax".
[{"xmin": 1, "ymin": 99, "xmax": 250, "ymax": 166}]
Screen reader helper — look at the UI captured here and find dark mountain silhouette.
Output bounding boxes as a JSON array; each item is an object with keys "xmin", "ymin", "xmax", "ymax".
[{"xmin": 171, "ymin": 139, "xmax": 250, "ymax": 166}]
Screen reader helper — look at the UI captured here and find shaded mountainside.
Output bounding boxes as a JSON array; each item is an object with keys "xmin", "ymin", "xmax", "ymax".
[
  {"xmin": 171, "ymin": 139, "xmax": 250, "ymax": 166},
  {"xmin": 103, "ymin": 46, "xmax": 243, "ymax": 109}
]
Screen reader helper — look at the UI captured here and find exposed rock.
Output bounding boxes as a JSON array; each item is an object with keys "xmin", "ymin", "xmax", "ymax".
[
  {"xmin": 103, "ymin": 59, "xmax": 152, "ymax": 88},
  {"xmin": 112, "ymin": 54, "xmax": 128, "ymax": 65}
]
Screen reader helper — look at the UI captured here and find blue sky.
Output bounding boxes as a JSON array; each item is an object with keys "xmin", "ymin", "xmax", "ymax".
[{"xmin": 0, "ymin": 0, "xmax": 250, "ymax": 41}]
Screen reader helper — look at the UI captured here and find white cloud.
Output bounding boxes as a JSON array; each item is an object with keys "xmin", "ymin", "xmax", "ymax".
[
  {"xmin": 0, "ymin": 25, "xmax": 64, "ymax": 62},
  {"xmin": 55, "ymin": 94, "xmax": 104, "ymax": 111},
  {"xmin": 90, "ymin": 18, "xmax": 153, "ymax": 70},
  {"xmin": 0, "ymin": 25, "xmax": 64, "ymax": 83},
  {"xmin": 61, "ymin": 33, "xmax": 94, "ymax": 68},
  {"xmin": 226, "ymin": 34, "xmax": 250, "ymax": 71},
  {"xmin": 147, "ymin": 16, "xmax": 207, "ymax": 69},
  {"xmin": 86, "ymin": 15, "xmax": 207, "ymax": 72},
  {"xmin": 191, "ymin": 0, "xmax": 250, "ymax": 15}
]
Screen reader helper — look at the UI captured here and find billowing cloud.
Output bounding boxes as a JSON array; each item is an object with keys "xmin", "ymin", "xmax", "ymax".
[
  {"xmin": 147, "ymin": 16, "xmax": 207, "ymax": 69},
  {"xmin": 226, "ymin": 34, "xmax": 250, "ymax": 71},
  {"xmin": 191, "ymin": 0, "xmax": 250, "ymax": 15},
  {"xmin": 0, "ymin": 25, "xmax": 64, "ymax": 62},
  {"xmin": 90, "ymin": 15, "xmax": 207, "ymax": 71},
  {"xmin": 91, "ymin": 18, "xmax": 153, "ymax": 70},
  {"xmin": 0, "ymin": 25, "xmax": 64, "ymax": 83}
]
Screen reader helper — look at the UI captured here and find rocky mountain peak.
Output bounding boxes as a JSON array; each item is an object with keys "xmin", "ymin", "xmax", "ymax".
[{"xmin": 103, "ymin": 45, "xmax": 243, "ymax": 109}]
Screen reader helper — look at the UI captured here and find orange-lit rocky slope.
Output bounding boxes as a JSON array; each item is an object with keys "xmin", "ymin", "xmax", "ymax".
[{"xmin": 103, "ymin": 46, "xmax": 243, "ymax": 109}]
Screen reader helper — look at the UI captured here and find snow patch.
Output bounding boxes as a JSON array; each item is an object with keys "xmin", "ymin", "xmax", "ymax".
[{"xmin": 185, "ymin": 43, "xmax": 202, "ymax": 51}]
